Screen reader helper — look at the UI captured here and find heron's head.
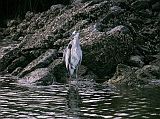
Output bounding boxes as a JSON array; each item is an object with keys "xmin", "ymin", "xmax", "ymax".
[
  {"xmin": 72, "ymin": 30, "xmax": 77, "ymax": 36},
  {"xmin": 71, "ymin": 30, "xmax": 80, "ymax": 40}
]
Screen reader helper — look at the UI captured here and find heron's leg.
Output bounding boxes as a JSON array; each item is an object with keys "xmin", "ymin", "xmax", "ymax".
[
  {"xmin": 67, "ymin": 70, "xmax": 71, "ymax": 86},
  {"xmin": 75, "ymin": 68, "xmax": 77, "ymax": 80},
  {"xmin": 75, "ymin": 66, "xmax": 79, "ymax": 81},
  {"xmin": 69, "ymin": 75, "xmax": 71, "ymax": 87}
]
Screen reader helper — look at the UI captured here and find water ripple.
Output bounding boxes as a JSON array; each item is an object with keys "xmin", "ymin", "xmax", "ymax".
[{"xmin": 1, "ymin": 77, "xmax": 160, "ymax": 118}]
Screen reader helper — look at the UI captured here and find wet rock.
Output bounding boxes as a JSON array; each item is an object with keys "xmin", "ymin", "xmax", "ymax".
[
  {"xmin": 11, "ymin": 67, "xmax": 23, "ymax": 76},
  {"xmin": 137, "ymin": 9, "xmax": 153, "ymax": 17},
  {"xmin": 136, "ymin": 65, "xmax": 160, "ymax": 80},
  {"xmin": 106, "ymin": 64, "xmax": 160, "ymax": 86},
  {"xmin": 50, "ymin": 4, "xmax": 64, "ymax": 12},
  {"xmin": 0, "ymin": 44, "xmax": 18, "ymax": 57},
  {"xmin": 25, "ymin": 11, "xmax": 34, "ymax": 21},
  {"xmin": 110, "ymin": 6, "xmax": 124, "ymax": 15},
  {"xmin": 10, "ymin": 33, "xmax": 20, "ymax": 41},
  {"xmin": 0, "ymin": 47, "xmax": 20, "ymax": 72},
  {"xmin": 106, "ymin": 25, "xmax": 130, "ymax": 35},
  {"xmin": 48, "ymin": 59, "xmax": 97, "ymax": 83},
  {"xmin": 128, "ymin": 55, "xmax": 144, "ymax": 67},
  {"xmin": 152, "ymin": 1, "xmax": 160, "ymax": 11},
  {"xmin": 106, "ymin": 64, "xmax": 142, "ymax": 86},
  {"xmin": 17, "ymin": 22, "xmax": 29, "ymax": 33},
  {"xmin": 71, "ymin": 0, "xmax": 104, "ymax": 4},
  {"xmin": 48, "ymin": 59, "xmax": 67, "ymax": 83},
  {"xmin": 0, "ymin": 75, "xmax": 19, "ymax": 86},
  {"xmin": 19, "ymin": 49, "xmax": 57, "ymax": 77},
  {"xmin": 18, "ymin": 36, "xmax": 24, "ymax": 41},
  {"xmin": 18, "ymin": 68, "xmax": 55, "ymax": 85},
  {"xmin": 148, "ymin": 79, "xmax": 160, "ymax": 86},
  {"xmin": 150, "ymin": 58, "xmax": 160, "ymax": 67},
  {"xmin": 78, "ymin": 65, "xmax": 98, "ymax": 80},
  {"xmin": 7, "ymin": 20, "xmax": 19, "ymax": 27},
  {"xmin": 5, "ymin": 56, "xmax": 27, "ymax": 73},
  {"xmin": 82, "ymin": 24, "xmax": 133, "ymax": 78},
  {"xmin": 131, "ymin": 0, "xmax": 150, "ymax": 10}
]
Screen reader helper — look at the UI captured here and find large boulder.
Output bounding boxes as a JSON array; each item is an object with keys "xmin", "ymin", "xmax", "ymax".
[
  {"xmin": 106, "ymin": 64, "xmax": 160, "ymax": 86},
  {"xmin": 81, "ymin": 25, "xmax": 134, "ymax": 78}
]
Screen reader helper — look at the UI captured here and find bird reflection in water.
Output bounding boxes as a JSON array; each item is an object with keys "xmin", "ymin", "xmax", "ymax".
[{"xmin": 66, "ymin": 85, "xmax": 81, "ymax": 118}]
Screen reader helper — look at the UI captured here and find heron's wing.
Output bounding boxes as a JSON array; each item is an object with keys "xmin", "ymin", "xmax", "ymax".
[
  {"xmin": 79, "ymin": 47, "xmax": 82, "ymax": 65},
  {"xmin": 70, "ymin": 47, "xmax": 82, "ymax": 69},
  {"xmin": 63, "ymin": 40, "xmax": 72, "ymax": 61},
  {"xmin": 63, "ymin": 48, "xmax": 66, "ymax": 62},
  {"xmin": 75, "ymin": 46, "xmax": 82, "ymax": 65}
]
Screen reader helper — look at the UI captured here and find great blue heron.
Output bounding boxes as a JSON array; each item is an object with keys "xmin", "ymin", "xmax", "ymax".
[{"xmin": 63, "ymin": 31, "xmax": 82, "ymax": 83}]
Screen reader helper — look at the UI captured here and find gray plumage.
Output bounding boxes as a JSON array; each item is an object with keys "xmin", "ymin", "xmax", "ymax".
[{"xmin": 63, "ymin": 31, "xmax": 82, "ymax": 81}]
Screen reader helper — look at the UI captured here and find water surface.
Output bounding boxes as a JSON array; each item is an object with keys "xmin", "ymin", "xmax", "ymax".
[{"xmin": 0, "ymin": 77, "xmax": 160, "ymax": 119}]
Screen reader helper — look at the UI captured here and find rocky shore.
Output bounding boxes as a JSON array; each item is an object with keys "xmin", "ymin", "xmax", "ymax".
[{"xmin": 0, "ymin": 0, "xmax": 160, "ymax": 86}]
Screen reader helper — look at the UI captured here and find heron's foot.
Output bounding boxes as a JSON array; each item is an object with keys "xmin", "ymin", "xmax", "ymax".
[{"xmin": 71, "ymin": 80, "xmax": 77, "ymax": 85}]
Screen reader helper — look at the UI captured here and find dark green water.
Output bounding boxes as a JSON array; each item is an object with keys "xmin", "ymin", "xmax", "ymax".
[{"xmin": 0, "ymin": 77, "xmax": 160, "ymax": 119}]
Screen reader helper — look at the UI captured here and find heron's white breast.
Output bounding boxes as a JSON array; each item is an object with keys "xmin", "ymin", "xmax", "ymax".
[{"xmin": 70, "ymin": 47, "xmax": 81, "ymax": 68}]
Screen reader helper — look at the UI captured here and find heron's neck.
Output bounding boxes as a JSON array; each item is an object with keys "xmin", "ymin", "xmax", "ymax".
[{"xmin": 73, "ymin": 34, "xmax": 80, "ymax": 46}]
